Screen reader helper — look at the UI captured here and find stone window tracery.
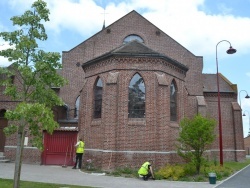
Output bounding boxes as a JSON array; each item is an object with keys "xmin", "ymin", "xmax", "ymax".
[{"xmin": 128, "ymin": 73, "xmax": 145, "ymax": 118}]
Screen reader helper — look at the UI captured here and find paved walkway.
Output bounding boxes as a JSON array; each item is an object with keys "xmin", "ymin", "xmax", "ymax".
[
  {"xmin": 0, "ymin": 162, "xmax": 217, "ymax": 188},
  {"xmin": 215, "ymin": 164, "xmax": 250, "ymax": 188}
]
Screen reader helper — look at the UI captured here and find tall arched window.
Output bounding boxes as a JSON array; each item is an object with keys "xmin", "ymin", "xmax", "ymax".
[
  {"xmin": 128, "ymin": 73, "xmax": 145, "ymax": 118},
  {"xmin": 74, "ymin": 95, "xmax": 80, "ymax": 119},
  {"xmin": 170, "ymin": 80, "xmax": 177, "ymax": 121},
  {"xmin": 93, "ymin": 77, "xmax": 103, "ymax": 119}
]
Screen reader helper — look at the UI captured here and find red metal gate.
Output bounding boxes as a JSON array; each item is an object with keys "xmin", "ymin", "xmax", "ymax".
[{"xmin": 43, "ymin": 131, "xmax": 77, "ymax": 166}]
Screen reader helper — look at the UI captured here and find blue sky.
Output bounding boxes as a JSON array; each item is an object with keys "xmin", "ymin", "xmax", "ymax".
[{"xmin": 1, "ymin": 0, "xmax": 250, "ymax": 137}]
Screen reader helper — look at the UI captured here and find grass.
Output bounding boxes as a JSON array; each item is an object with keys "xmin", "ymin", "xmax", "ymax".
[
  {"xmin": 0, "ymin": 178, "xmax": 95, "ymax": 188},
  {"xmin": 224, "ymin": 159, "xmax": 250, "ymax": 170}
]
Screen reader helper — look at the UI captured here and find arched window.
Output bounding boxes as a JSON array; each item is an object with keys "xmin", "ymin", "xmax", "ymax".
[
  {"xmin": 123, "ymin": 34, "xmax": 144, "ymax": 44},
  {"xmin": 170, "ymin": 80, "xmax": 177, "ymax": 121},
  {"xmin": 128, "ymin": 73, "xmax": 145, "ymax": 118},
  {"xmin": 74, "ymin": 95, "xmax": 80, "ymax": 119},
  {"xmin": 93, "ymin": 77, "xmax": 103, "ymax": 118}
]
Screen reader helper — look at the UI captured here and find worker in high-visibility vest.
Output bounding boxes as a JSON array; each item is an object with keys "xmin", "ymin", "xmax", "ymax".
[
  {"xmin": 72, "ymin": 138, "xmax": 84, "ymax": 169},
  {"xmin": 138, "ymin": 161, "xmax": 155, "ymax": 180}
]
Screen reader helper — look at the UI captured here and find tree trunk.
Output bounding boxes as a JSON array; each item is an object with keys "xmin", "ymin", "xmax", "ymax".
[{"xmin": 13, "ymin": 126, "xmax": 25, "ymax": 188}]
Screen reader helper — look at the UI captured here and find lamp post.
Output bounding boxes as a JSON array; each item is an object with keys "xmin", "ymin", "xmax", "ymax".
[
  {"xmin": 239, "ymin": 90, "xmax": 250, "ymax": 109},
  {"xmin": 216, "ymin": 40, "xmax": 236, "ymax": 166},
  {"xmin": 243, "ymin": 111, "xmax": 250, "ymax": 137}
]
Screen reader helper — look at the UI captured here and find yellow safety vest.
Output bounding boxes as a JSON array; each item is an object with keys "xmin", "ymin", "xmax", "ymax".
[
  {"xmin": 76, "ymin": 141, "xmax": 84, "ymax": 153},
  {"xmin": 138, "ymin": 162, "xmax": 150, "ymax": 175}
]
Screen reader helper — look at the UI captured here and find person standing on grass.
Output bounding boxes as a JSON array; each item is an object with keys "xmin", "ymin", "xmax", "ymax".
[
  {"xmin": 72, "ymin": 138, "xmax": 84, "ymax": 169},
  {"xmin": 138, "ymin": 161, "xmax": 155, "ymax": 180}
]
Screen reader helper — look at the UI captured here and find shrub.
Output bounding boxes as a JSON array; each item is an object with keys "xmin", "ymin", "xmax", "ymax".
[
  {"xmin": 155, "ymin": 164, "xmax": 185, "ymax": 181},
  {"xmin": 203, "ymin": 165, "xmax": 233, "ymax": 180}
]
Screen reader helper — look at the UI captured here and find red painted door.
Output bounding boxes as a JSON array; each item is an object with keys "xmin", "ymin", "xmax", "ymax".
[{"xmin": 43, "ymin": 131, "xmax": 77, "ymax": 166}]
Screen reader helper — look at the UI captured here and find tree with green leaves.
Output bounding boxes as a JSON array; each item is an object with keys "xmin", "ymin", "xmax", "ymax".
[
  {"xmin": 176, "ymin": 114, "xmax": 216, "ymax": 174},
  {"xmin": 0, "ymin": 1, "xmax": 67, "ymax": 187}
]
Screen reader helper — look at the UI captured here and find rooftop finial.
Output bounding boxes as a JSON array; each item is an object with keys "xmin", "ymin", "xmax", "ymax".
[{"xmin": 101, "ymin": 8, "xmax": 108, "ymax": 30}]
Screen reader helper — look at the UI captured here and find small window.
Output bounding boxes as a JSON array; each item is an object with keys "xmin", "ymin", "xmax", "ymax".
[
  {"xmin": 170, "ymin": 80, "xmax": 177, "ymax": 121},
  {"xmin": 123, "ymin": 34, "xmax": 144, "ymax": 44},
  {"xmin": 128, "ymin": 73, "xmax": 145, "ymax": 118},
  {"xmin": 93, "ymin": 77, "xmax": 103, "ymax": 119}
]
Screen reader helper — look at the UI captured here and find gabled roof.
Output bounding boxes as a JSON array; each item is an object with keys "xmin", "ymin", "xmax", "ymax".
[
  {"xmin": 203, "ymin": 73, "xmax": 236, "ymax": 93},
  {"xmin": 67, "ymin": 10, "xmax": 195, "ymax": 57},
  {"xmin": 82, "ymin": 40, "xmax": 188, "ymax": 71}
]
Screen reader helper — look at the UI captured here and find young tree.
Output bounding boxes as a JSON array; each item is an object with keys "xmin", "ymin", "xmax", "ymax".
[
  {"xmin": 0, "ymin": 1, "xmax": 67, "ymax": 187},
  {"xmin": 176, "ymin": 114, "xmax": 216, "ymax": 174}
]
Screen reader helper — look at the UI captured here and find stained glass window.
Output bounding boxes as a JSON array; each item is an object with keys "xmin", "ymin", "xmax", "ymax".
[
  {"xmin": 170, "ymin": 80, "xmax": 177, "ymax": 121},
  {"xmin": 128, "ymin": 73, "xmax": 145, "ymax": 118},
  {"xmin": 93, "ymin": 77, "xmax": 103, "ymax": 118}
]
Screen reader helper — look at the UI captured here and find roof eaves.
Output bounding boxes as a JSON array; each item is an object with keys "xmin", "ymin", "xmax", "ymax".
[{"xmin": 82, "ymin": 51, "xmax": 188, "ymax": 72}]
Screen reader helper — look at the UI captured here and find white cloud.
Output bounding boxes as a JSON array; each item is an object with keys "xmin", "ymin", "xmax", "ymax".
[
  {"xmin": 45, "ymin": 0, "xmax": 105, "ymax": 36},
  {"xmin": 44, "ymin": 0, "xmax": 250, "ymax": 57},
  {"xmin": 0, "ymin": 40, "xmax": 14, "ymax": 67},
  {"xmin": 0, "ymin": 56, "xmax": 11, "ymax": 67},
  {"xmin": 140, "ymin": 2, "xmax": 250, "ymax": 57},
  {"xmin": 3, "ymin": 0, "xmax": 250, "ymax": 58},
  {"xmin": 2, "ymin": 0, "xmax": 250, "ymax": 60}
]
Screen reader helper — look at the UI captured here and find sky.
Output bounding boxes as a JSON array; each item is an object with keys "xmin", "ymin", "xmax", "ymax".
[{"xmin": 0, "ymin": 0, "xmax": 250, "ymax": 137}]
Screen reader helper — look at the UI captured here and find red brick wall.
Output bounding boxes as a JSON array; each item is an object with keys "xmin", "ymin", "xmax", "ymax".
[
  {"xmin": 204, "ymin": 93, "xmax": 245, "ymax": 162},
  {"xmin": 244, "ymin": 136, "xmax": 250, "ymax": 155},
  {"xmin": 77, "ymin": 53, "xmax": 188, "ymax": 169}
]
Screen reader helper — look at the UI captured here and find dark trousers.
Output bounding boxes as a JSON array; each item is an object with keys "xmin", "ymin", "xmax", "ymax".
[
  {"xmin": 142, "ymin": 172, "xmax": 152, "ymax": 181},
  {"xmin": 74, "ymin": 153, "xmax": 83, "ymax": 169}
]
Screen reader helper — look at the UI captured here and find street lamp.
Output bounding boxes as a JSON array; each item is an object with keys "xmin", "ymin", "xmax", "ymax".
[
  {"xmin": 239, "ymin": 90, "xmax": 250, "ymax": 109},
  {"xmin": 216, "ymin": 40, "xmax": 236, "ymax": 166},
  {"xmin": 243, "ymin": 111, "xmax": 250, "ymax": 137}
]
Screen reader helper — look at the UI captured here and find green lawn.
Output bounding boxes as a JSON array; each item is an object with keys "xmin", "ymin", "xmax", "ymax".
[
  {"xmin": 0, "ymin": 179, "xmax": 96, "ymax": 188},
  {"xmin": 224, "ymin": 159, "xmax": 250, "ymax": 170}
]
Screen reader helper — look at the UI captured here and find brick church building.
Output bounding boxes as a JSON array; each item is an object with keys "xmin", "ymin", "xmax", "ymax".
[{"xmin": 0, "ymin": 10, "xmax": 245, "ymax": 169}]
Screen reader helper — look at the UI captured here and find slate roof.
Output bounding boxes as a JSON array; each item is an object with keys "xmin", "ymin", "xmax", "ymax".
[
  {"xmin": 82, "ymin": 40, "xmax": 188, "ymax": 71},
  {"xmin": 203, "ymin": 73, "xmax": 236, "ymax": 93},
  {"xmin": 112, "ymin": 40, "xmax": 159, "ymax": 54}
]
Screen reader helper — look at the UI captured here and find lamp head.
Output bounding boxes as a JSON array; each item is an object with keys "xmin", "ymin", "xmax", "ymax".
[
  {"xmin": 227, "ymin": 46, "xmax": 237, "ymax": 54},
  {"xmin": 245, "ymin": 94, "xmax": 250, "ymax": 99},
  {"xmin": 243, "ymin": 113, "xmax": 246, "ymax": 116}
]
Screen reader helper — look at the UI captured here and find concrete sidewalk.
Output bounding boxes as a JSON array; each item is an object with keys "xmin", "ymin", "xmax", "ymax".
[{"xmin": 0, "ymin": 162, "xmax": 217, "ymax": 188}]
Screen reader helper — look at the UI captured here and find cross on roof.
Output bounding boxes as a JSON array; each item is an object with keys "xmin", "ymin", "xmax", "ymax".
[{"xmin": 101, "ymin": 9, "xmax": 109, "ymax": 29}]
